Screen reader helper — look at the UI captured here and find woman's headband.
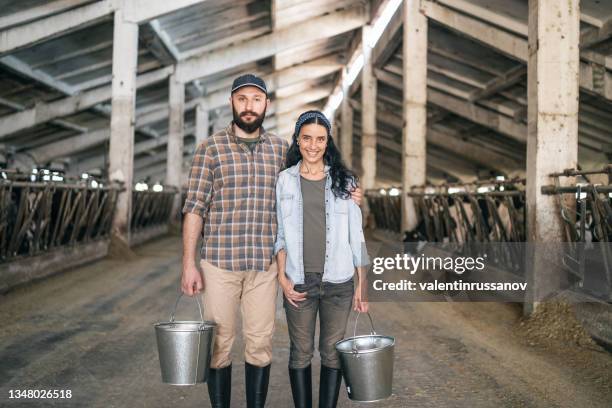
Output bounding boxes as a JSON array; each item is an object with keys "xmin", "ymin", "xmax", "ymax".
[{"xmin": 294, "ymin": 111, "xmax": 331, "ymax": 138}]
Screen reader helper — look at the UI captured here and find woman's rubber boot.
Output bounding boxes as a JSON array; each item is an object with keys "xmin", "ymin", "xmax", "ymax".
[
  {"xmin": 245, "ymin": 362, "xmax": 271, "ymax": 408},
  {"xmin": 318, "ymin": 366, "xmax": 342, "ymax": 408},
  {"xmin": 289, "ymin": 365, "xmax": 312, "ymax": 408},
  {"xmin": 207, "ymin": 364, "xmax": 232, "ymax": 408}
]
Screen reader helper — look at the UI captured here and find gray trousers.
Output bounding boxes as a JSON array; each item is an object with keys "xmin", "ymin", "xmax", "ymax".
[{"xmin": 284, "ymin": 272, "xmax": 354, "ymax": 369}]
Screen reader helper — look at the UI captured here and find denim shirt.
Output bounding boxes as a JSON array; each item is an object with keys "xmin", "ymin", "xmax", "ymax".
[{"xmin": 274, "ymin": 161, "xmax": 369, "ymax": 285}]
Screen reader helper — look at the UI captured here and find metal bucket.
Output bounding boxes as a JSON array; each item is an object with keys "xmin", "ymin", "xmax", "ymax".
[
  {"xmin": 335, "ymin": 312, "xmax": 395, "ymax": 402},
  {"xmin": 154, "ymin": 293, "xmax": 216, "ymax": 385}
]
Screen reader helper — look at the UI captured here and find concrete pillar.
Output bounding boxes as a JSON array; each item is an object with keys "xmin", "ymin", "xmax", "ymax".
[
  {"xmin": 341, "ymin": 78, "xmax": 354, "ymax": 168},
  {"xmin": 361, "ymin": 24, "xmax": 377, "ymax": 191},
  {"xmin": 402, "ymin": 0, "xmax": 428, "ymax": 233},
  {"xmin": 331, "ymin": 118, "xmax": 339, "ymax": 145},
  {"xmin": 166, "ymin": 74, "xmax": 185, "ymax": 217},
  {"xmin": 195, "ymin": 102, "xmax": 209, "ymax": 145},
  {"xmin": 360, "ymin": 25, "xmax": 378, "ymax": 226},
  {"xmin": 109, "ymin": 9, "xmax": 139, "ymax": 245},
  {"xmin": 525, "ymin": 0, "xmax": 579, "ymax": 314},
  {"xmin": 361, "ymin": 25, "xmax": 377, "ymax": 227}
]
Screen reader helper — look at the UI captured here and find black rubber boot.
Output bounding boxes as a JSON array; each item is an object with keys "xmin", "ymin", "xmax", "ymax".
[
  {"xmin": 245, "ymin": 362, "xmax": 271, "ymax": 408},
  {"xmin": 289, "ymin": 365, "xmax": 312, "ymax": 408},
  {"xmin": 207, "ymin": 364, "xmax": 232, "ymax": 408},
  {"xmin": 318, "ymin": 366, "xmax": 342, "ymax": 408}
]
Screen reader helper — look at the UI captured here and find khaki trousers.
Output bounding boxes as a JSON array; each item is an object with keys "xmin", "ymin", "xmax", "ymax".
[{"xmin": 200, "ymin": 260, "xmax": 278, "ymax": 368}]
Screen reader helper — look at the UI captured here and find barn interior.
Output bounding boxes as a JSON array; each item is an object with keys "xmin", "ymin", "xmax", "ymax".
[{"xmin": 0, "ymin": 1, "xmax": 611, "ymax": 407}]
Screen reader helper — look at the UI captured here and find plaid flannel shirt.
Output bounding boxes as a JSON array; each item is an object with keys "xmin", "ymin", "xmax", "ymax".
[{"xmin": 182, "ymin": 123, "xmax": 288, "ymax": 272}]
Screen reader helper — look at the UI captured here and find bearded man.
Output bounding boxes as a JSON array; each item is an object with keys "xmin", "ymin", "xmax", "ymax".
[{"xmin": 181, "ymin": 74, "xmax": 361, "ymax": 408}]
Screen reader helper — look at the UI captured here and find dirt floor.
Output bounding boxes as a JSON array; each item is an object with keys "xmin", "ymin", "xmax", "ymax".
[{"xmin": 0, "ymin": 235, "xmax": 611, "ymax": 407}]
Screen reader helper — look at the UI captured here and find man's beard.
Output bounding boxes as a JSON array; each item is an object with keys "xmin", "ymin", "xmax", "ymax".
[{"xmin": 232, "ymin": 106, "xmax": 266, "ymax": 134}]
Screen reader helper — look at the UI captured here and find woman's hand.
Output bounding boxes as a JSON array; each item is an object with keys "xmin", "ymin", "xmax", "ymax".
[
  {"xmin": 279, "ymin": 276, "xmax": 307, "ymax": 307},
  {"xmin": 353, "ymin": 283, "xmax": 368, "ymax": 313}
]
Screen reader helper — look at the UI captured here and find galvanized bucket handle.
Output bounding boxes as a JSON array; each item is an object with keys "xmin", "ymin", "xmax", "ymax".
[
  {"xmin": 352, "ymin": 311, "xmax": 376, "ymax": 352},
  {"xmin": 169, "ymin": 292, "xmax": 205, "ymax": 323}
]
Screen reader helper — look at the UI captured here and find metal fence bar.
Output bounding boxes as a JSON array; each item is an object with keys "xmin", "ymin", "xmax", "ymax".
[
  {"xmin": 366, "ymin": 183, "xmax": 527, "ymax": 242},
  {"xmin": 131, "ymin": 188, "xmax": 178, "ymax": 233},
  {"xmin": 0, "ymin": 180, "xmax": 121, "ymax": 263}
]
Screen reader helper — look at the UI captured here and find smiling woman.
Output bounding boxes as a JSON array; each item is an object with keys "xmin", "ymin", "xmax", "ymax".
[
  {"xmin": 285, "ymin": 111, "xmax": 358, "ymax": 200},
  {"xmin": 298, "ymin": 123, "xmax": 327, "ymax": 176},
  {"xmin": 274, "ymin": 110, "xmax": 370, "ymax": 408}
]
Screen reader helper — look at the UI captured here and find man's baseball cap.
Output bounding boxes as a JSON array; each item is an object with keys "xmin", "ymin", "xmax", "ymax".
[{"xmin": 231, "ymin": 74, "xmax": 267, "ymax": 95}]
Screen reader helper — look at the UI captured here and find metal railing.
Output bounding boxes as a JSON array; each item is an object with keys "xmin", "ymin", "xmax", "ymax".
[
  {"xmin": 541, "ymin": 166, "xmax": 612, "ymax": 297},
  {"xmin": 366, "ymin": 178, "xmax": 527, "ymax": 243},
  {"xmin": 541, "ymin": 166, "xmax": 612, "ymax": 243},
  {"xmin": 366, "ymin": 193, "xmax": 401, "ymax": 233},
  {"xmin": 131, "ymin": 187, "xmax": 178, "ymax": 232},
  {"xmin": 0, "ymin": 166, "xmax": 184, "ymax": 265},
  {"xmin": 0, "ymin": 176, "xmax": 119, "ymax": 263}
]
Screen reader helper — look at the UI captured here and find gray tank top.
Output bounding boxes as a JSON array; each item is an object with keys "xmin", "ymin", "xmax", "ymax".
[{"xmin": 300, "ymin": 176, "xmax": 326, "ymax": 273}]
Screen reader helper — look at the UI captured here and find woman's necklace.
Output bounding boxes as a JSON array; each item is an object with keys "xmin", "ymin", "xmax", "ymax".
[{"xmin": 301, "ymin": 161, "xmax": 324, "ymax": 177}]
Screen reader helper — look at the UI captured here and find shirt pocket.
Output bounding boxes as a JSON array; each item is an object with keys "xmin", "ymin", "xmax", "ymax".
[{"xmin": 280, "ymin": 194, "xmax": 294, "ymax": 218}]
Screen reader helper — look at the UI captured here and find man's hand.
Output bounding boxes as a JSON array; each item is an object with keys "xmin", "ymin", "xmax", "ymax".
[
  {"xmin": 182, "ymin": 264, "xmax": 204, "ymax": 296},
  {"xmin": 350, "ymin": 186, "xmax": 363, "ymax": 206},
  {"xmin": 182, "ymin": 213, "xmax": 204, "ymax": 296}
]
